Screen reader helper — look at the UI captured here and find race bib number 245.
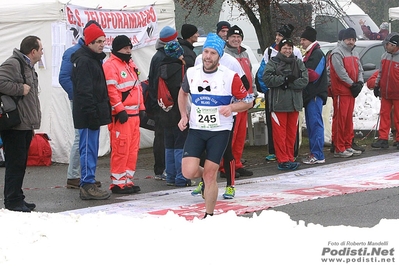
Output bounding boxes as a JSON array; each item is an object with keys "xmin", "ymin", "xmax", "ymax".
[{"xmin": 195, "ymin": 106, "xmax": 220, "ymax": 129}]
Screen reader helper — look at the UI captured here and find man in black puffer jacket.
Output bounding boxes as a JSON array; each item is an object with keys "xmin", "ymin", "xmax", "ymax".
[{"xmin": 71, "ymin": 24, "xmax": 111, "ymax": 200}]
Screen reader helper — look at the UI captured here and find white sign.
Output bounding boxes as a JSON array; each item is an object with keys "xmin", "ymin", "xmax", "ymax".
[{"xmin": 65, "ymin": 5, "xmax": 159, "ymax": 51}]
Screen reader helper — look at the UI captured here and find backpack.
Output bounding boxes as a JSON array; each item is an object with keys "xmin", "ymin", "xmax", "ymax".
[
  {"xmin": 27, "ymin": 133, "xmax": 52, "ymax": 166},
  {"xmin": 157, "ymin": 77, "xmax": 174, "ymax": 112},
  {"xmin": 255, "ymin": 47, "xmax": 272, "ymax": 93}
]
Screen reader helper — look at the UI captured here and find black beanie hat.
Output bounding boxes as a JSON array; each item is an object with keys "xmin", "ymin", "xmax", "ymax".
[
  {"xmin": 342, "ymin": 28, "xmax": 357, "ymax": 40},
  {"xmin": 112, "ymin": 35, "xmax": 132, "ymax": 51},
  {"xmin": 338, "ymin": 29, "xmax": 345, "ymax": 41},
  {"xmin": 279, "ymin": 38, "xmax": 294, "ymax": 51},
  {"xmin": 181, "ymin": 24, "xmax": 198, "ymax": 39},
  {"xmin": 300, "ymin": 26, "xmax": 317, "ymax": 42},
  {"xmin": 216, "ymin": 21, "xmax": 231, "ymax": 34},
  {"xmin": 277, "ymin": 24, "xmax": 294, "ymax": 38},
  {"xmin": 388, "ymin": 35, "xmax": 399, "ymax": 46},
  {"xmin": 227, "ymin": 25, "xmax": 244, "ymax": 40}
]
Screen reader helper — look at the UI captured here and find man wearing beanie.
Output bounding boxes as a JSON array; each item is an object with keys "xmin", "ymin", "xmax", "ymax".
[
  {"xmin": 102, "ymin": 35, "xmax": 144, "ymax": 194},
  {"xmin": 300, "ymin": 26, "xmax": 328, "ymax": 165},
  {"xmin": 224, "ymin": 24, "xmax": 255, "ymax": 178},
  {"xmin": 371, "ymin": 34, "xmax": 399, "ymax": 150},
  {"xmin": 147, "ymin": 26, "xmax": 178, "ymax": 181},
  {"xmin": 329, "ymin": 27, "xmax": 364, "ymax": 158},
  {"xmin": 178, "ymin": 33, "xmax": 253, "ymax": 218},
  {"xmin": 59, "ymin": 20, "xmax": 102, "ymax": 190},
  {"xmin": 216, "ymin": 21, "xmax": 231, "ymax": 41},
  {"xmin": 256, "ymin": 24, "xmax": 303, "ymax": 162},
  {"xmin": 178, "ymin": 23, "xmax": 199, "ymax": 67},
  {"xmin": 192, "ymin": 33, "xmax": 251, "ymax": 199},
  {"xmin": 70, "ymin": 23, "xmax": 112, "ymax": 200}
]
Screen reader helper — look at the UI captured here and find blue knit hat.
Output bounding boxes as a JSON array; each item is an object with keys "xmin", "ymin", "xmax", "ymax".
[
  {"xmin": 203, "ymin": 33, "xmax": 225, "ymax": 57},
  {"xmin": 164, "ymin": 41, "xmax": 184, "ymax": 58},
  {"xmin": 159, "ymin": 26, "xmax": 178, "ymax": 42}
]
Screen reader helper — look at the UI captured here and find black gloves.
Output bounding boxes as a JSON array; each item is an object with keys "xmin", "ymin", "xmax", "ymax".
[
  {"xmin": 88, "ymin": 112, "xmax": 100, "ymax": 130},
  {"xmin": 350, "ymin": 82, "xmax": 363, "ymax": 98},
  {"xmin": 285, "ymin": 75, "xmax": 296, "ymax": 83},
  {"xmin": 374, "ymin": 86, "xmax": 380, "ymax": 98},
  {"xmin": 115, "ymin": 110, "xmax": 129, "ymax": 124},
  {"xmin": 282, "ymin": 75, "xmax": 296, "ymax": 90}
]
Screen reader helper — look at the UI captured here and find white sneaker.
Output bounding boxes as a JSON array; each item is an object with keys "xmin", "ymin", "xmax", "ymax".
[
  {"xmin": 346, "ymin": 148, "xmax": 362, "ymax": 156},
  {"xmin": 334, "ymin": 150, "xmax": 353, "ymax": 158},
  {"xmin": 302, "ymin": 155, "xmax": 325, "ymax": 165}
]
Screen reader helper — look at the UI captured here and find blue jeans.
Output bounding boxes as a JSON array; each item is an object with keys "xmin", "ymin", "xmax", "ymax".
[
  {"xmin": 79, "ymin": 128, "xmax": 100, "ymax": 186},
  {"xmin": 164, "ymin": 126, "xmax": 188, "ymax": 186},
  {"xmin": 305, "ymin": 96, "xmax": 325, "ymax": 160}
]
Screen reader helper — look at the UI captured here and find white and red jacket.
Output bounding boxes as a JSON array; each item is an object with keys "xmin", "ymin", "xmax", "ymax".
[
  {"xmin": 103, "ymin": 54, "xmax": 145, "ymax": 116},
  {"xmin": 329, "ymin": 41, "xmax": 364, "ymax": 96},
  {"xmin": 376, "ymin": 49, "xmax": 399, "ymax": 99}
]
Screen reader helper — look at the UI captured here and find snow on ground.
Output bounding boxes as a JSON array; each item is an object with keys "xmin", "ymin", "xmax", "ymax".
[{"xmin": 0, "ymin": 209, "xmax": 397, "ymax": 265}]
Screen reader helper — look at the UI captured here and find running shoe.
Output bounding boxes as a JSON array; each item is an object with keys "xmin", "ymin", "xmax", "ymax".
[
  {"xmin": 302, "ymin": 155, "xmax": 325, "ymax": 165},
  {"xmin": 191, "ymin": 181, "xmax": 203, "ymax": 196},
  {"xmin": 222, "ymin": 186, "xmax": 235, "ymax": 199},
  {"xmin": 277, "ymin": 161, "xmax": 300, "ymax": 171},
  {"xmin": 265, "ymin": 154, "xmax": 276, "ymax": 161},
  {"xmin": 346, "ymin": 147, "xmax": 362, "ymax": 156}
]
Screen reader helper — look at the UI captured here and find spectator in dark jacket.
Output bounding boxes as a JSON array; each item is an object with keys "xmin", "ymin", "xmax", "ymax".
[
  {"xmin": 0, "ymin": 36, "xmax": 42, "ymax": 212},
  {"xmin": 178, "ymin": 24, "xmax": 199, "ymax": 68},
  {"xmin": 148, "ymin": 26, "xmax": 178, "ymax": 180},
  {"xmin": 71, "ymin": 24, "xmax": 112, "ymax": 200},
  {"xmin": 58, "ymin": 20, "xmax": 102, "ymax": 189},
  {"xmin": 300, "ymin": 26, "xmax": 328, "ymax": 165},
  {"xmin": 159, "ymin": 41, "xmax": 192, "ymax": 187}
]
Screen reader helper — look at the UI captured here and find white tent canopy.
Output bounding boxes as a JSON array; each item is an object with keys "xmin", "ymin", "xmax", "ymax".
[
  {"xmin": 389, "ymin": 7, "xmax": 399, "ymax": 22},
  {"xmin": 0, "ymin": 0, "xmax": 175, "ymax": 163},
  {"xmin": 389, "ymin": 6, "xmax": 399, "ymax": 32}
]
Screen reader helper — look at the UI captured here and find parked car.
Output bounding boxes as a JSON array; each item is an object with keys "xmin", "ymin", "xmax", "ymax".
[
  {"xmin": 320, "ymin": 40, "xmax": 385, "ymax": 82},
  {"xmin": 193, "ymin": 36, "xmax": 260, "ymax": 78}
]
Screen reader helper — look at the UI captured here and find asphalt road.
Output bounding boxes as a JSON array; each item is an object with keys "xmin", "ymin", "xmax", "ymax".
[{"xmin": 1, "ymin": 142, "xmax": 398, "ymax": 228}]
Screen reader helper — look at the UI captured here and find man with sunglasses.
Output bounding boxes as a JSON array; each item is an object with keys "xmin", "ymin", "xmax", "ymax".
[{"xmin": 71, "ymin": 24, "xmax": 112, "ymax": 200}]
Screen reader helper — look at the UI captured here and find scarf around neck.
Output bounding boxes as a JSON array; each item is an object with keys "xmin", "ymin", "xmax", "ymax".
[{"xmin": 275, "ymin": 52, "xmax": 300, "ymax": 78}]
